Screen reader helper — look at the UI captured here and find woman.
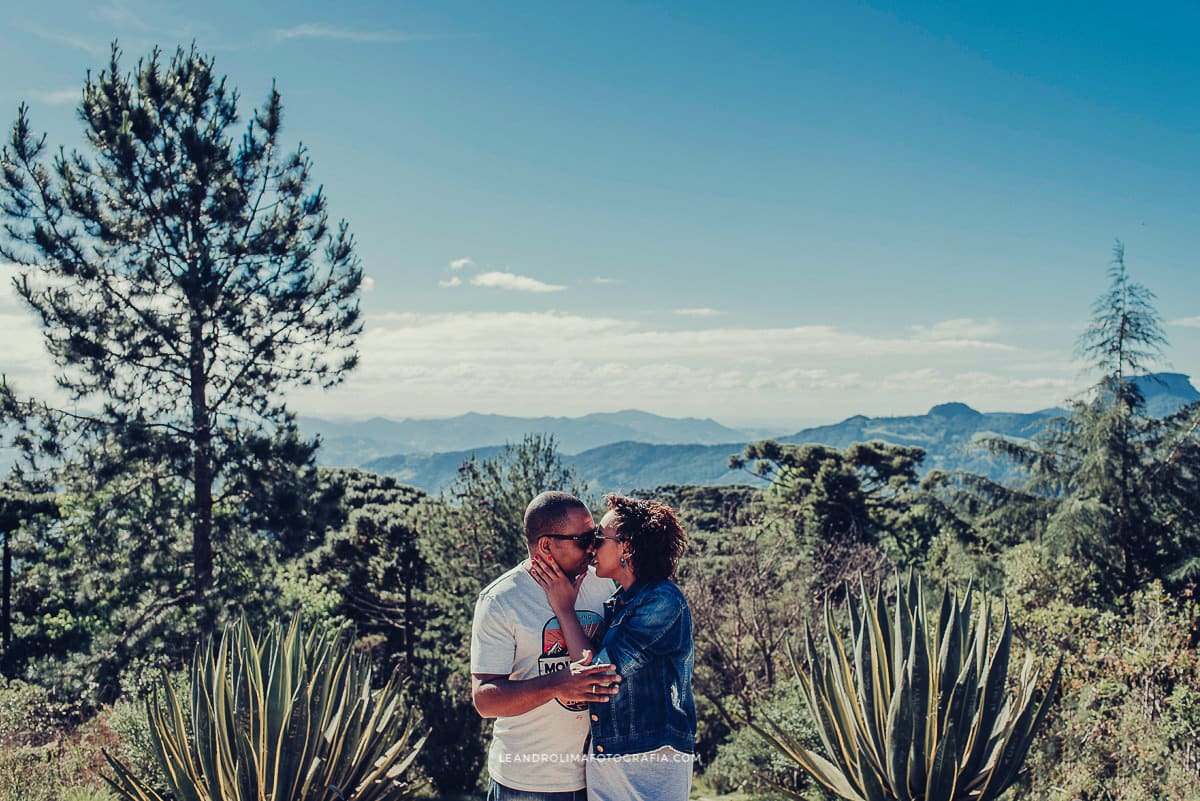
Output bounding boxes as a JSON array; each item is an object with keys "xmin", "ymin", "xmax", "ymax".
[{"xmin": 529, "ymin": 493, "xmax": 695, "ymax": 801}]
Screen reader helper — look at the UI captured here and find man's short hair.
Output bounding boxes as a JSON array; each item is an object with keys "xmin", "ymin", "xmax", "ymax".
[{"xmin": 524, "ymin": 491, "xmax": 589, "ymax": 546}]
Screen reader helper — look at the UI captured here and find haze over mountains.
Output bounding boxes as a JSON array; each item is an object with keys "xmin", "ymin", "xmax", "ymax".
[
  {"xmin": 306, "ymin": 373, "xmax": 1199, "ymax": 494},
  {"xmin": 298, "ymin": 409, "xmax": 757, "ymax": 465}
]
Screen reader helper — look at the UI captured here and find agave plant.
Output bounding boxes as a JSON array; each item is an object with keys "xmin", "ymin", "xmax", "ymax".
[
  {"xmin": 754, "ymin": 574, "xmax": 1060, "ymax": 801},
  {"xmin": 104, "ymin": 615, "xmax": 426, "ymax": 801}
]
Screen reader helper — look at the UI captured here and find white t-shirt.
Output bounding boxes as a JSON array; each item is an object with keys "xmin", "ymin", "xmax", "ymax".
[{"xmin": 471, "ymin": 561, "xmax": 615, "ymax": 793}]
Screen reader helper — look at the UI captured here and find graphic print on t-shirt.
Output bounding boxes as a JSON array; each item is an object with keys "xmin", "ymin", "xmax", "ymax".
[{"xmin": 538, "ymin": 609, "xmax": 604, "ymax": 710}]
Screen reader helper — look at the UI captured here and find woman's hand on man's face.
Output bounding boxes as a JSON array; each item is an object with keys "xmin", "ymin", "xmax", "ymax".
[{"xmin": 529, "ymin": 554, "xmax": 585, "ymax": 613}]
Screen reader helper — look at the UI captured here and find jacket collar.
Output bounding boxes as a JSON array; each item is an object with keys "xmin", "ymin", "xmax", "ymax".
[{"xmin": 607, "ymin": 577, "xmax": 660, "ymax": 613}]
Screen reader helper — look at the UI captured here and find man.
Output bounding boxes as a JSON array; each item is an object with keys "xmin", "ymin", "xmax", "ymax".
[{"xmin": 471, "ymin": 491, "xmax": 621, "ymax": 800}]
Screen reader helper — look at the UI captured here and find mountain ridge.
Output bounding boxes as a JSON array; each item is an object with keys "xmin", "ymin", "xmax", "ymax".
[
  {"xmin": 313, "ymin": 372, "xmax": 1200, "ymax": 493},
  {"xmin": 301, "ymin": 408, "xmax": 757, "ymax": 465}
]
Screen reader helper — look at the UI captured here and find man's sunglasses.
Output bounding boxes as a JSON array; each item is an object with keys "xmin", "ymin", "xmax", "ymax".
[{"xmin": 542, "ymin": 526, "xmax": 602, "ymax": 546}]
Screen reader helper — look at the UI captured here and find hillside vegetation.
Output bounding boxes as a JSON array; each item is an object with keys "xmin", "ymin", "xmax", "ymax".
[{"xmin": 0, "ymin": 43, "xmax": 1196, "ymax": 801}]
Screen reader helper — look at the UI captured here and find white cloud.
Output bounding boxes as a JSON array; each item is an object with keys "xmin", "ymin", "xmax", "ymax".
[
  {"xmin": 874, "ymin": 369, "xmax": 1077, "ymax": 407},
  {"xmin": 674, "ymin": 308, "xmax": 721, "ymax": 317},
  {"xmin": 438, "ymin": 276, "xmax": 462, "ymax": 288},
  {"xmin": 0, "ymin": 260, "xmax": 1082, "ymax": 429},
  {"xmin": 911, "ymin": 318, "xmax": 1000, "ymax": 341},
  {"xmin": 0, "ymin": 264, "xmax": 56, "ymax": 399},
  {"xmin": 1169, "ymin": 316, "xmax": 1200, "ymax": 328},
  {"xmin": 0, "ymin": 264, "xmax": 22, "ymax": 308},
  {"xmin": 274, "ymin": 25, "xmax": 437, "ymax": 43},
  {"xmin": 343, "ymin": 312, "xmax": 1015, "ymax": 366},
  {"xmin": 591, "ymin": 277, "xmax": 620, "ymax": 285},
  {"xmin": 287, "ymin": 310, "xmax": 1079, "ymax": 426},
  {"xmin": 361, "ymin": 276, "xmax": 376, "ymax": 292},
  {"xmin": 470, "ymin": 272, "xmax": 566, "ymax": 293},
  {"xmin": 27, "ymin": 88, "xmax": 79, "ymax": 105},
  {"xmin": 449, "ymin": 258, "xmax": 474, "ymax": 271}
]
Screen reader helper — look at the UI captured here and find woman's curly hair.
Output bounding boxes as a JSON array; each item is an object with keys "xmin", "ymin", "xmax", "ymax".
[{"xmin": 604, "ymin": 493, "xmax": 688, "ymax": 581}]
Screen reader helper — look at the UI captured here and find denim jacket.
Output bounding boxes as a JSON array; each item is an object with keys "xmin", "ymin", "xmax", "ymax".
[{"xmin": 589, "ymin": 579, "xmax": 695, "ymax": 756}]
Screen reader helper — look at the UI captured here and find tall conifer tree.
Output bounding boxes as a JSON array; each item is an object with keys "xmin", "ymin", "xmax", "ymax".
[
  {"xmin": 1056, "ymin": 242, "xmax": 1170, "ymax": 592},
  {"xmin": 933, "ymin": 243, "xmax": 1200, "ymax": 599},
  {"xmin": 0, "ymin": 44, "xmax": 362, "ymax": 634}
]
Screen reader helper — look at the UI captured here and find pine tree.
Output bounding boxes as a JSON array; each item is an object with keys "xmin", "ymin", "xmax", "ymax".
[
  {"xmin": 1049, "ymin": 243, "xmax": 1198, "ymax": 594},
  {"xmin": 0, "ymin": 44, "xmax": 362, "ymax": 634},
  {"xmin": 299, "ymin": 468, "xmax": 428, "ymax": 675},
  {"xmin": 0, "ymin": 478, "xmax": 57, "ymax": 670},
  {"xmin": 934, "ymin": 243, "xmax": 1200, "ymax": 599}
]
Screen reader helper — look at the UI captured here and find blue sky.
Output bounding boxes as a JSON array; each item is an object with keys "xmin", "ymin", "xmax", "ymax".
[{"xmin": 1, "ymin": 1, "xmax": 1197, "ymax": 428}]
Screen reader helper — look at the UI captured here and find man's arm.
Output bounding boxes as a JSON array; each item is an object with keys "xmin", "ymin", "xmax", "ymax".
[{"xmin": 472, "ymin": 651, "xmax": 620, "ymax": 719}]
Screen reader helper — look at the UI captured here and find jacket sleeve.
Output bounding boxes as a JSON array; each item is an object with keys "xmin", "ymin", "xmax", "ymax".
[{"xmin": 596, "ymin": 589, "xmax": 689, "ymax": 678}]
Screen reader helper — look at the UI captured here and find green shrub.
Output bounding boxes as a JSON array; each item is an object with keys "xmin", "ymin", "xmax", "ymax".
[
  {"xmin": 102, "ymin": 690, "xmax": 182, "ymax": 796},
  {"xmin": 1012, "ymin": 585, "xmax": 1200, "ymax": 800},
  {"xmin": 753, "ymin": 573, "xmax": 1060, "ymax": 801},
  {"xmin": 104, "ymin": 614, "xmax": 427, "ymax": 801},
  {"xmin": 0, "ymin": 678, "xmax": 72, "ymax": 748},
  {"xmin": 0, "ymin": 704, "xmax": 118, "ymax": 801},
  {"xmin": 704, "ymin": 679, "xmax": 823, "ymax": 800}
]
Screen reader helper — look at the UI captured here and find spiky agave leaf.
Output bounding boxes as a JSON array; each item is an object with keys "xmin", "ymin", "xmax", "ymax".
[
  {"xmin": 104, "ymin": 614, "xmax": 426, "ymax": 801},
  {"xmin": 755, "ymin": 573, "xmax": 1059, "ymax": 801}
]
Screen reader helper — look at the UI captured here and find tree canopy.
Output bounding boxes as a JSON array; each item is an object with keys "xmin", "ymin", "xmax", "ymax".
[
  {"xmin": 931, "ymin": 242, "xmax": 1200, "ymax": 599},
  {"xmin": 0, "ymin": 43, "xmax": 362, "ymax": 634}
]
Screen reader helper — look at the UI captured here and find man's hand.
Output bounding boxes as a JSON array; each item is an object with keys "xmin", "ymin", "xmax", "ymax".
[
  {"xmin": 553, "ymin": 649, "xmax": 621, "ymax": 704},
  {"xmin": 472, "ymin": 650, "xmax": 621, "ymax": 718}
]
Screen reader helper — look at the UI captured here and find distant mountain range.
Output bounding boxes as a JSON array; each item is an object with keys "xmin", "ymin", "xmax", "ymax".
[
  {"xmin": 1127, "ymin": 372, "xmax": 1199, "ymax": 417},
  {"xmin": 308, "ymin": 373, "xmax": 1200, "ymax": 494},
  {"xmin": 299, "ymin": 409, "xmax": 761, "ymax": 465}
]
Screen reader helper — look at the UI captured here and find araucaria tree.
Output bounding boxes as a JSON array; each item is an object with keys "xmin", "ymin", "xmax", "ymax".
[{"xmin": 0, "ymin": 44, "xmax": 362, "ymax": 633}]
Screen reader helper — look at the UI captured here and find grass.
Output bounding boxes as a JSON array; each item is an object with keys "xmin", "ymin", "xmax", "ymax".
[
  {"xmin": 0, "ymin": 719, "xmax": 120, "ymax": 801},
  {"xmin": 0, "ymin": 678, "xmax": 161, "ymax": 801}
]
